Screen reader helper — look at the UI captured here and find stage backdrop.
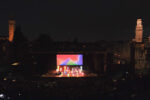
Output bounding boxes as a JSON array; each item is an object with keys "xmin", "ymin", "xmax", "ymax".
[{"xmin": 57, "ymin": 54, "xmax": 83, "ymax": 66}]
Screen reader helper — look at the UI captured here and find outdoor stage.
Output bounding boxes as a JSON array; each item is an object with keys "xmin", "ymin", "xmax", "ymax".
[{"xmin": 42, "ymin": 54, "xmax": 97, "ymax": 77}]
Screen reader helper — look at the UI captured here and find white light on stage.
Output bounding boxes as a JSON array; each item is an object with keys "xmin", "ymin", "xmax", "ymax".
[{"xmin": 80, "ymin": 66, "xmax": 83, "ymax": 71}]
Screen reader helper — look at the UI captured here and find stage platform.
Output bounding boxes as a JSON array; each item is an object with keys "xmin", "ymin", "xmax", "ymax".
[{"xmin": 41, "ymin": 70, "xmax": 97, "ymax": 77}]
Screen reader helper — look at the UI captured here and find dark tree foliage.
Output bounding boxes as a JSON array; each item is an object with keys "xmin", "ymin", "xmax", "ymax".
[{"xmin": 33, "ymin": 34, "xmax": 53, "ymax": 52}]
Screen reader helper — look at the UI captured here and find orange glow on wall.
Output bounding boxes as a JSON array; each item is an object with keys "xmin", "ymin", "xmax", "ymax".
[{"xmin": 8, "ymin": 20, "xmax": 15, "ymax": 42}]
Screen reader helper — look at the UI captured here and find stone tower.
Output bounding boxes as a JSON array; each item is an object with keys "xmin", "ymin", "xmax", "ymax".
[
  {"xmin": 8, "ymin": 19, "xmax": 16, "ymax": 42},
  {"xmin": 135, "ymin": 19, "xmax": 143, "ymax": 43}
]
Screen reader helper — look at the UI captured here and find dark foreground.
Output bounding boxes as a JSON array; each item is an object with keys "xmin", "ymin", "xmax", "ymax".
[{"xmin": 0, "ymin": 75, "xmax": 150, "ymax": 100}]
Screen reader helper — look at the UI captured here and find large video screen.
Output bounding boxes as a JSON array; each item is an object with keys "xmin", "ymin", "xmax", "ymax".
[{"xmin": 57, "ymin": 54, "xmax": 83, "ymax": 66}]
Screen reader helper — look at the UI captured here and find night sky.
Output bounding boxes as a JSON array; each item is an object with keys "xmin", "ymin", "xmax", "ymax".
[{"xmin": 0, "ymin": 0, "xmax": 149, "ymax": 42}]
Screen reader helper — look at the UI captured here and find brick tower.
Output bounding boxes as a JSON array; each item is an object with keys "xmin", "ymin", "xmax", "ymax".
[
  {"xmin": 135, "ymin": 19, "xmax": 143, "ymax": 43},
  {"xmin": 8, "ymin": 19, "xmax": 15, "ymax": 42}
]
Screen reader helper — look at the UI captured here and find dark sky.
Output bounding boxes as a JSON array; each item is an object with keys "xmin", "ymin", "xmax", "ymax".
[{"xmin": 0, "ymin": 0, "xmax": 149, "ymax": 41}]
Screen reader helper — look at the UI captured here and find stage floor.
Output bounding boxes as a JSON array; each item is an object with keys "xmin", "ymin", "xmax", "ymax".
[{"xmin": 42, "ymin": 70, "xmax": 97, "ymax": 77}]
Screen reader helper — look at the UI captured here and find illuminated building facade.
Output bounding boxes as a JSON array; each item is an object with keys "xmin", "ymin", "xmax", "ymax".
[
  {"xmin": 130, "ymin": 19, "xmax": 150, "ymax": 73},
  {"xmin": 133, "ymin": 19, "xmax": 147, "ymax": 71},
  {"xmin": 112, "ymin": 19, "xmax": 150, "ymax": 74},
  {"xmin": 134, "ymin": 43, "xmax": 146, "ymax": 70}
]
